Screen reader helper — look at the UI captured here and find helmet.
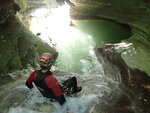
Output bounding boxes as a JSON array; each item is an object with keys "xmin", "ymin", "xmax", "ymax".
[{"xmin": 38, "ymin": 53, "xmax": 54, "ymax": 67}]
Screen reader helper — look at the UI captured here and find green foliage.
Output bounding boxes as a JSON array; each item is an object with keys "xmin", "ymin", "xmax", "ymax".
[
  {"xmin": 7, "ymin": 55, "xmax": 22, "ymax": 71},
  {"xmin": 0, "ymin": 35, "xmax": 6, "ymax": 43},
  {"xmin": 0, "ymin": 19, "xmax": 5, "ymax": 25},
  {"xmin": 0, "ymin": 16, "xmax": 5, "ymax": 24},
  {"xmin": 0, "ymin": 16, "xmax": 5, "ymax": 30},
  {"xmin": 146, "ymin": 8, "xmax": 150, "ymax": 13}
]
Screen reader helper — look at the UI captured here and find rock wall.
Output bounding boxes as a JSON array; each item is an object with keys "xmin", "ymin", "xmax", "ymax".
[
  {"xmin": 0, "ymin": 0, "xmax": 56, "ymax": 74},
  {"xmin": 95, "ymin": 44, "xmax": 150, "ymax": 113}
]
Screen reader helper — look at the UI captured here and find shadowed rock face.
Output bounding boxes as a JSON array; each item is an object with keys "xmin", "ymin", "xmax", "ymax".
[
  {"xmin": 0, "ymin": 0, "xmax": 56, "ymax": 74},
  {"xmin": 95, "ymin": 45, "xmax": 150, "ymax": 113},
  {"xmin": 0, "ymin": 0, "xmax": 20, "ymax": 25},
  {"xmin": 70, "ymin": 0, "xmax": 150, "ymax": 24}
]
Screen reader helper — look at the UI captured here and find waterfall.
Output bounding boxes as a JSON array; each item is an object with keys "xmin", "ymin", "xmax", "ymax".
[
  {"xmin": 0, "ymin": 56, "xmax": 121, "ymax": 113},
  {"xmin": 0, "ymin": 4, "xmax": 129, "ymax": 113}
]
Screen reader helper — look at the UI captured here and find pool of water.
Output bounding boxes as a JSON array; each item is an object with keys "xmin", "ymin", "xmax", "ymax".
[
  {"xmin": 54, "ymin": 19, "xmax": 132, "ymax": 75},
  {"xmin": 74, "ymin": 20, "xmax": 132, "ymax": 44}
]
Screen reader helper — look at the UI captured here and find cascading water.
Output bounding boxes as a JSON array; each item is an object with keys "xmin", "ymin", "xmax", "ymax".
[
  {"xmin": 0, "ymin": 67, "xmax": 118, "ymax": 113},
  {"xmin": 0, "ymin": 3, "xmax": 131, "ymax": 113},
  {"xmin": 29, "ymin": 4, "xmax": 101, "ymax": 75}
]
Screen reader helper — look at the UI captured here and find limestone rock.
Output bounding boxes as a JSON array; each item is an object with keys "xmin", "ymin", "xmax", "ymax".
[{"xmin": 95, "ymin": 44, "xmax": 150, "ymax": 113}]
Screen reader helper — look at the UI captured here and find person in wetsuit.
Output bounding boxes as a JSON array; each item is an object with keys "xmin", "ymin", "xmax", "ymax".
[{"xmin": 25, "ymin": 53, "xmax": 82, "ymax": 105}]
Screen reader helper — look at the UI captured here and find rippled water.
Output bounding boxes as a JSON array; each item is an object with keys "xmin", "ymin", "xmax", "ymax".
[{"xmin": 0, "ymin": 65, "xmax": 120, "ymax": 113}]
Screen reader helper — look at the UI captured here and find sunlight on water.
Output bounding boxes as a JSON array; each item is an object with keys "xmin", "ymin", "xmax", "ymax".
[
  {"xmin": 30, "ymin": 4, "xmax": 102, "ymax": 75},
  {"xmin": 30, "ymin": 4, "xmax": 77, "ymax": 46}
]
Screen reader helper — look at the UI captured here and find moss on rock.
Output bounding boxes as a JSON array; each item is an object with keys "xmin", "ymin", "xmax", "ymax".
[{"xmin": 0, "ymin": 0, "xmax": 56, "ymax": 74}]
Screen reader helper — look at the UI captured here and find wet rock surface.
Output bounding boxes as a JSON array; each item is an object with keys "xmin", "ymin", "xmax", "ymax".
[
  {"xmin": 0, "ymin": 0, "xmax": 57, "ymax": 74},
  {"xmin": 95, "ymin": 44, "xmax": 150, "ymax": 113}
]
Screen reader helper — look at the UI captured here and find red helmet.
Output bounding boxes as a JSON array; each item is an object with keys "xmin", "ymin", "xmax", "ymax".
[{"xmin": 38, "ymin": 53, "xmax": 54, "ymax": 67}]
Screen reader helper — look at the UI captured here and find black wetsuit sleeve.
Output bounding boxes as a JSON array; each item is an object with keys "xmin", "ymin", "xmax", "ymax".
[
  {"xmin": 57, "ymin": 94, "xmax": 66, "ymax": 105},
  {"xmin": 25, "ymin": 82, "xmax": 33, "ymax": 89}
]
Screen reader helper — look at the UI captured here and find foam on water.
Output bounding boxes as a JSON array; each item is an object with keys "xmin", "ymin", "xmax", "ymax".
[
  {"xmin": 52, "ymin": 94, "xmax": 98, "ymax": 113},
  {"xmin": 4, "ymin": 67, "xmax": 112, "ymax": 113},
  {"xmin": 9, "ymin": 107, "xmax": 42, "ymax": 113},
  {"xmin": 7, "ymin": 86, "xmax": 100, "ymax": 113}
]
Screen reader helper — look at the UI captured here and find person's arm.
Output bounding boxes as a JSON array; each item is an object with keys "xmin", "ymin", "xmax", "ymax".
[
  {"xmin": 50, "ymin": 77, "xmax": 66, "ymax": 105},
  {"xmin": 56, "ymin": 94, "xmax": 66, "ymax": 105},
  {"xmin": 25, "ymin": 70, "xmax": 36, "ymax": 89}
]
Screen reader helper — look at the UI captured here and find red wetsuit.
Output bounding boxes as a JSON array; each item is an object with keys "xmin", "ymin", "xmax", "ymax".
[{"xmin": 25, "ymin": 70, "xmax": 66, "ymax": 105}]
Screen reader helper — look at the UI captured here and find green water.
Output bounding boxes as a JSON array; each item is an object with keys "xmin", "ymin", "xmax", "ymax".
[
  {"xmin": 74, "ymin": 20, "xmax": 132, "ymax": 44},
  {"xmin": 55, "ymin": 19, "xmax": 132, "ymax": 75}
]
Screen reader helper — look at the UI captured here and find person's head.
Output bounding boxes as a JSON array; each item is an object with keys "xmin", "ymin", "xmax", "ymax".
[{"xmin": 38, "ymin": 53, "xmax": 55, "ymax": 70}]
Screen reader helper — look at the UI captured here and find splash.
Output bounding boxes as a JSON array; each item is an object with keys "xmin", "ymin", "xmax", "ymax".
[{"xmin": 29, "ymin": 4, "xmax": 101, "ymax": 75}]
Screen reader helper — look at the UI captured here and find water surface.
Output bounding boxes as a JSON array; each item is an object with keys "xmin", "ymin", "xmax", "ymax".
[{"xmin": 55, "ymin": 19, "xmax": 132, "ymax": 74}]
